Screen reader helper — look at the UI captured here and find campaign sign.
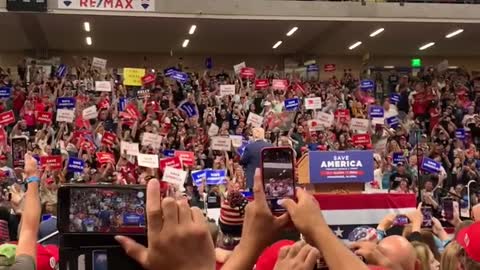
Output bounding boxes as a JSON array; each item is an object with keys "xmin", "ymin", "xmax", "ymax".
[
  {"xmin": 96, "ymin": 152, "xmax": 115, "ymax": 165},
  {"xmin": 255, "ymin": 79, "xmax": 269, "ymax": 90},
  {"xmin": 309, "ymin": 150, "xmax": 374, "ymax": 183},
  {"xmin": 123, "ymin": 214, "xmax": 145, "ymax": 226},
  {"xmin": 118, "ymin": 97, "xmax": 127, "ymax": 112},
  {"xmin": 174, "ymin": 151, "xmax": 195, "ymax": 167},
  {"xmin": 37, "ymin": 111, "xmax": 52, "ymax": 124},
  {"xmin": 272, "ymin": 79, "xmax": 288, "ymax": 90},
  {"xmin": 142, "ymin": 74, "xmax": 156, "ymax": 85},
  {"xmin": 284, "ymin": 98, "xmax": 299, "ymax": 111},
  {"xmin": 455, "ymin": 128, "xmax": 465, "ymax": 140},
  {"xmin": 307, "ymin": 64, "xmax": 320, "ymax": 72},
  {"xmin": 170, "ymin": 71, "xmax": 188, "ymax": 83},
  {"xmin": 323, "ymin": 64, "xmax": 336, "ymax": 72},
  {"xmin": 40, "ymin": 155, "xmax": 62, "ymax": 171},
  {"xmin": 191, "ymin": 170, "xmax": 207, "ymax": 185},
  {"xmin": 178, "ymin": 101, "xmax": 197, "ymax": 118},
  {"xmin": 0, "ymin": 87, "xmax": 11, "ymax": 98},
  {"xmin": 0, "ymin": 111, "xmax": 15, "ymax": 126},
  {"xmin": 421, "ymin": 157, "xmax": 441, "ymax": 174},
  {"xmin": 205, "ymin": 170, "xmax": 227, "ymax": 185},
  {"xmin": 101, "ymin": 132, "xmax": 117, "ymax": 146},
  {"xmin": 360, "ymin": 80, "xmax": 375, "ymax": 91},
  {"xmin": 240, "ymin": 67, "xmax": 255, "ymax": 78},
  {"xmin": 392, "ymin": 152, "xmax": 405, "ymax": 165},
  {"xmin": 159, "ymin": 157, "xmax": 182, "ymax": 171},
  {"xmin": 386, "ymin": 116, "xmax": 400, "ymax": 129},
  {"xmin": 56, "ymin": 64, "xmax": 67, "ymax": 78},
  {"xmin": 67, "ymin": 157, "xmax": 85, "ymax": 173},
  {"xmin": 390, "ymin": 93, "xmax": 400, "ymax": 104},
  {"xmin": 56, "ymin": 97, "xmax": 76, "ymax": 109},
  {"xmin": 163, "ymin": 149, "xmax": 175, "ymax": 157},
  {"xmin": 351, "ymin": 134, "xmax": 371, "ymax": 146},
  {"xmin": 369, "ymin": 106, "xmax": 384, "ymax": 118}
]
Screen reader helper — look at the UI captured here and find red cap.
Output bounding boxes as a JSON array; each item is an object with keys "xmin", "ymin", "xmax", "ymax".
[
  {"xmin": 456, "ymin": 221, "xmax": 480, "ymax": 262},
  {"xmin": 255, "ymin": 240, "xmax": 295, "ymax": 270},
  {"xmin": 37, "ymin": 244, "xmax": 59, "ymax": 270}
]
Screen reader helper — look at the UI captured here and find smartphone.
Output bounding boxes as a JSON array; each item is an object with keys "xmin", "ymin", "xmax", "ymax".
[
  {"xmin": 442, "ymin": 198, "xmax": 454, "ymax": 220},
  {"xmin": 261, "ymin": 147, "xmax": 296, "ymax": 213},
  {"xmin": 421, "ymin": 205, "xmax": 433, "ymax": 228},
  {"xmin": 12, "ymin": 137, "xmax": 27, "ymax": 167},
  {"xmin": 393, "ymin": 215, "xmax": 410, "ymax": 226},
  {"xmin": 57, "ymin": 184, "xmax": 146, "ymax": 234},
  {"xmin": 92, "ymin": 250, "xmax": 108, "ymax": 270}
]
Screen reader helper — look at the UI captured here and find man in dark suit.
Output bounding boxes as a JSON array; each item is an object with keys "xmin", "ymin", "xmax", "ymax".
[{"xmin": 240, "ymin": 127, "xmax": 272, "ymax": 189}]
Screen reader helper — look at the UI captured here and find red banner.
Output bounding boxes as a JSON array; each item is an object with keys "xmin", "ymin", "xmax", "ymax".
[
  {"xmin": 142, "ymin": 74, "xmax": 156, "ymax": 85},
  {"xmin": 352, "ymin": 134, "xmax": 371, "ymax": 146},
  {"xmin": 37, "ymin": 111, "xmax": 52, "ymax": 124},
  {"xmin": 159, "ymin": 156, "xmax": 182, "ymax": 171},
  {"xmin": 272, "ymin": 79, "xmax": 288, "ymax": 90},
  {"xmin": 254, "ymin": 79, "xmax": 269, "ymax": 90},
  {"xmin": 40, "ymin": 155, "xmax": 62, "ymax": 171},
  {"xmin": 125, "ymin": 104, "xmax": 140, "ymax": 120},
  {"xmin": 174, "ymin": 151, "xmax": 195, "ymax": 167},
  {"xmin": 101, "ymin": 132, "xmax": 117, "ymax": 146},
  {"xmin": 0, "ymin": 111, "xmax": 15, "ymax": 126},
  {"xmin": 80, "ymin": 139, "xmax": 96, "ymax": 153},
  {"xmin": 334, "ymin": 109, "xmax": 351, "ymax": 122},
  {"xmin": 75, "ymin": 115, "xmax": 91, "ymax": 130},
  {"xmin": 324, "ymin": 64, "xmax": 336, "ymax": 72},
  {"xmin": 240, "ymin": 67, "xmax": 256, "ymax": 78},
  {"xmin": 96, "ymin": 152, "xmax": 115, "ymax": 165}
]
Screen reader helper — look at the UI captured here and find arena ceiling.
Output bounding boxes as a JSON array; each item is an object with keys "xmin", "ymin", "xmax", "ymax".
[{"xmin": 0, "ymin": 12, "xmax": 479, "ymax": 56}]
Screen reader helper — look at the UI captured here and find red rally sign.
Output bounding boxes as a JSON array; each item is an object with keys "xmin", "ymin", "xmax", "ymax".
[
  {"xmin": 174, "ymin": 151, "xmax": 195, "ymax": 167},
  {"xmin": 352, "ymin": 134, "xmax": 371, "ymax": 146},
  {"xmin": 37, "ymin": 111, "xmax": 52, "ymax": 124},
  {"xmin": 101, "ymin": 132, "xmax": 117, "ymax": 146},
  {"xmin": 159, "ymin": 156, "xmax": 182, "ymax": 171},
  {"xmin": 0, "ymin": 111, "xmax": 15, "ymax": 126},
  {"xmin": 40, "ymin": 155, "xmax": 62, "ymax": 171},
  {"xmin": 254, "ymin": 79, "xmax": 269, "ymax": 90}
]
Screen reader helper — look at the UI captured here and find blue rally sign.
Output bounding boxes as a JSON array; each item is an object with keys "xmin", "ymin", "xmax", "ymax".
[
  {"xmin": 56, "ymin": 97, "xmax": 76, "ymax": 109},
  {"xmin": 205, "ymin": 170, "xmax": 227, "ymax": 185},
  {"xmin": 421, "ymin": 157, "xmax": 441, "ymax": 174},
  {"xmin": 67, "ymin": 157, "xmax": 84, "ymax": 173},
  {"xmin": 309, "ymin": 150, "xmax": 374, "ymax": 183},
  {"xmin": 455, "ymin": 128, "xmax": 465, "ymax": 140},
  {"xmin": 284, "ymin": 98, "xmax": 299, "ymax": 111},
  {"xmin": 178, "ymin": 101, "xmax": 197, "ymax": 118},
  {"xmin": 390, "ymin": 93, "xmax": 400, "ymax": 104},
  {"xmin": 360, "ymin": 80, "xmax": 375, "ymax": 91},
  {"xmin": 0, "ymin": 87, "xmax": 11, "ymax": 98},
  {"xmin": 386, "ymin": 116, "xmax": 400, "ymax": 129},
  {"xmin": 369, "ymin": 106, "xmax": 384, "ymax": 118}
]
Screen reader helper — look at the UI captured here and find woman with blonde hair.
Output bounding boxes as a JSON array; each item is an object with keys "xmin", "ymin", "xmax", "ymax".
[
  {"xmin": 411, "ymin": 241, "xmax": 440, "ymax": 270},
  {"xmin": 440, "ymin": 241, "xmax": 461, "ymax": 270}
]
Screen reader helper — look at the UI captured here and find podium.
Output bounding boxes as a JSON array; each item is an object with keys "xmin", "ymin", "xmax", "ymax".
[{"xmin": 297, "ymin": 151, "xmax": 373, "ymax": 194}]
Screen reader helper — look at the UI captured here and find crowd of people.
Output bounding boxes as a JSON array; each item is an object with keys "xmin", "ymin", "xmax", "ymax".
[{"xmin": 0, "ymin": 57, "xmax": 478, "ymax": 269}]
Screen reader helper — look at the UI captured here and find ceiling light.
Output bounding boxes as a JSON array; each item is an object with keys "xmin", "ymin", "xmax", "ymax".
[
  {"xmin": 384, "ymin": 66, "xmax": 395, "ymax": 69},
  {"xmin": 445, "ymin": 29, "xmax": 464, "ymax": 38},
  {"xmin": 272, "ymin": 41, "xmax": 283, "ymax": 49},
  {"xmin": 286, "ymin": 27, "xmax": 298, "ymax": 37},
  {"xmin": 448, "ymin": 66, "xmax": 458, "ymax": 69},
  {"xmin": 369, "ymin": 28, "xmax": 384, "ymax": 37},
  {"xmin": 419, "ymin": 42, "xmax": 435, "ymax": 50},
  {"xmin": 348, "ymin": 41, "xmax": 362, "ymax": 50},
  {"xmin": 182, "ymin": 39, "xmax": 190, "ymax": 48},
  {"xmin": 84, "ymin": 22, "xmax": 90, "ymax": 32},
  {"xmin": 86, "ymin": 37, "xmax": 92, "ymax": 46},
  {"xmin": 188, "ymin": 25, "xmax": 197, "ymax": 35}
]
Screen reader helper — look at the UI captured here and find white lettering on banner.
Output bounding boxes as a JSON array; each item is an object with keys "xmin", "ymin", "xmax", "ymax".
[
  {"xmin": 211, "ymin": 136, "xmax": 232, "ymax": 151},
  {"xmin": 91, "ymin": 57, "xmax": 107, "ymax": 70},
  {"xmin": 220, "ymin": 85, "xmax": 235, "ymax": 96},
  {"xmin": 82, "ymin": 105, "xmax": 98, "ymax": 120},
  {"xmin": 120, "ymin": 141, "xmax": 139, "ymax": 156},
  {"xmin": 58, "ymin": 0, "xmax": 155, "ymax": 11},
  {"xmin": 247, "ymin": 113, "xmax": 264, "ymax": 128},
  {"xmin": 321, "ymin": 160, "xmax": 364, "ymax": 168},
  {"xmin": 229, "ymin": 135, "xmax": 243, "ymax": 148},
  {"xmin": 350, "ymin": 118, "xmax": 370, "ymax": 132},
  {"xmin": 208, "ymin": 124, "xmax": 219, "ymax": 137},
  {"xmin": 233, "ymin": 62, "xmax": 246, "ymax": 74},
  {"xmin": 163, "ymin": 167, "xmax": 187, "ymax": 187},
  {"xmin": 138, "ymin": 154, "xmax": 159, "ymax": 168},
  {"xmin": 315, "ymin": 112, "xmax": 334, "ymax": 127},
  {"xmin": 56, "ymin": 109, "xmax": 75, "ymax": 123},
  {"xmin": 95, "ymin": 81, "xmax": 112, "ymax": 92},
  {"xmin": 305, "ymin": 97, "xmax": 322, "ymax": 110},
  {"xmin": 142, "ymin": 132, "xmax": 162, "ymax": 149}
]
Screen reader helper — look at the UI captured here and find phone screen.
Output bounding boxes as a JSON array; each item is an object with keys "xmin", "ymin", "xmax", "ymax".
[
  {"xmin": 262, "ymin": 147, "xmax": 295, "ymax": 213},
  {"xmin": 421, "ymin": 206, "xmax": 433, "ymax": 228},
  {"xmin": 393, "ymin": 215, "xmax": 409, "ymax": 226},
  {"xmin": 443, "ymin": 199, "xmax": 454, "ymax": 220},
  {"xmin": 67, "ymin": 187, "xmax": 146, "ymax": 234},
  {"xmin": 12, "ymin": 138, "xmax": 27, "ymax": 168}
]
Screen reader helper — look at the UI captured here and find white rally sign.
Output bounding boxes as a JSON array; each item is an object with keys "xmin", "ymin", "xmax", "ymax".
[
  {"xmin": 138, "ymin": 154, "xmax": 159, "ymax": 168},
  {"xmin": 350, "ymin": 118, "xmax": 370, "ymax": 132},
  {"xmin": 142, "ymin": 132, "xmax": 162, "ymax": 149},
  {"xmin": 220, "ymin": 85, "xmax": 235, "ymax": 96},
  {"xmin": 56, "ymin": 109, "xmax": 75, "ymax": 123},
  {"xmin": 91, "ymin": 57, "xmax": 107, "ymax": 70},
  {"xmin": 82, "ymin": 105, "xmax": 98, "ymax": 120},
  {"xmin": 95, "ymin": 81, "xmax": 112, "ymax": 92},
  {"xmin": 208, "ymin": 124, "xmax": 219, "ymax": 137},
  {"xmin": 211, "ymin": 136, "xmax": 231, "ymax": 151},
  {"xmin": 58, "ymin": 0, "xmax": 155, "ymax": 11},
  {"xmin": 163, "ymin": 167, "xmax": 187, "ymax": 187},
  {"xmin": 315, "ymin": 112, "xmax": 334, "ymax": 127},
  {"xmin": 305, "ymin": 97, "xmax": 322, "ymax": 110},
  {"xmin": 120, "ymin": 141, "xmax": 140, "ymax": 156},
  {"xmin": 229, "ymin": 135, "xmax": 243, "ymax": 148},
  {"xmin": 247, "ymin": 112, "xmax": 264, "ymax": 128},
  {"xmin": 233, "ymin": 62, "xmax": 246, "ymax": 74}
]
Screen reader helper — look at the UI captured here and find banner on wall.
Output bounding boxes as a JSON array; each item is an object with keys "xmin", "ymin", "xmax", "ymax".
[
  {"xmin": 58, "ymin": 0, "xmax": 155, "ymax": 11},
  {"xmin": 309, "ymin": 150, "xmax": 374, "ymax": 183}
]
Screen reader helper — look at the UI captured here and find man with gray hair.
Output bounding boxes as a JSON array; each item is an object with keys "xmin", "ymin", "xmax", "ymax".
[{"xmin": 240, "ymin": 127, "xmax": 272, "ymax": 189}]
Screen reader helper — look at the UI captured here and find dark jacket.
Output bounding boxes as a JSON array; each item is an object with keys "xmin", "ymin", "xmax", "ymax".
[{"xmin": 239, "ymin": 140, "xmax": 272, "ymax": 188}]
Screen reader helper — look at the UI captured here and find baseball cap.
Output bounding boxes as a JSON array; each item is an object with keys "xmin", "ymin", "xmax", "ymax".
[
  {"xmin": 456, "ymin": 221, "xmax": 480, "ymax": 262},
  {"xmin": 255, "ymin": 240, "xmax": 295, "ymax": 270}
]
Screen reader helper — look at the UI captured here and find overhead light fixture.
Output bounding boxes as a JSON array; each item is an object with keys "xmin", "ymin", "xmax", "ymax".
[
  {"xmin": 189, "ymin": 25, "xmax": 197, "ymax": 35},
  {"xmin": 83, "ymin": 22, "xmax": 90, "ymax": 32},
  {"xmin": 272, "ymin": 41, "xmax": 283, "ymax": 49},
  {"xmin": 369, "ymin": 28, "xmax": 384, "ymax": 37},
  {"xmin": 445, "ymin": 29, "xmax": 464, "ymax": 39},
  {"xmin": 286, "ymin": 27, "xmax": 298, "ymax": 37},
  {"xmin": 384, "ymin": 65, "xmax": 395, "ymax": 69},
  {"xmin": 86, "ymin": 36, "xmax": 92, "ymax": 46},
  {"xmin": 448, "ymin": 66, "xmax": 459, "ymax": 69},
  {"xmin": 419, "ymin": 42, "xmax": 435, "ymax": 50},
  {"xmin": 348, "ymin": 41, "xmax": 362, "ymax": 50},
  {"xmin": 182, "ymin": 39, "xmax": 190, "ymax": 48}
]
